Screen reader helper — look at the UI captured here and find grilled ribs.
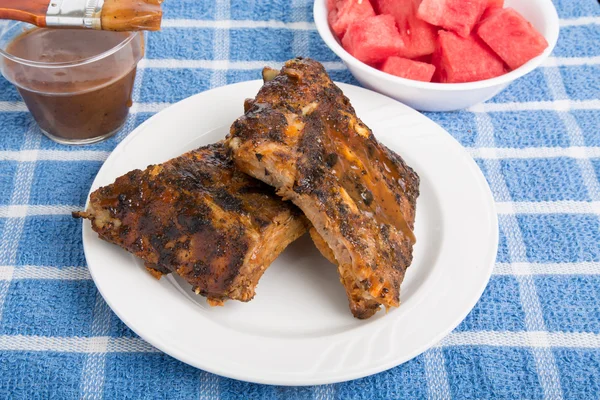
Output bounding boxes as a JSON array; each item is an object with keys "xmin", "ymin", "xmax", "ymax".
[
  {"xmin": 74, "ymin": 142, "xmax": 307, "ymax": 305},
  {"xmin": 226, "ymin": 58, "xmax": 420, "ymax": 318}
]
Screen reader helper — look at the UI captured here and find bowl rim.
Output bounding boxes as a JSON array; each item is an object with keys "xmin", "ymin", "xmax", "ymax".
[{"xmin": 313, "ymin": 0, "xmax": 560, "ymax": 91}]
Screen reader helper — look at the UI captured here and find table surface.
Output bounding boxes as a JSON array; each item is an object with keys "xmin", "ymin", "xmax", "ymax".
[{"xmin": 1, "ymin": 0, "xmax": 599, "ymax": 399}]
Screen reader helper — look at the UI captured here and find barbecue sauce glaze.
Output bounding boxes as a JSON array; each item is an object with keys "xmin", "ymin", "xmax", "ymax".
[{"xmin": 101, "ymin": 0, "xmax": 163, "ymax": 31}]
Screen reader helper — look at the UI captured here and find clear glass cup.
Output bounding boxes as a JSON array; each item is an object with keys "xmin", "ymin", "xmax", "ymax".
[{"xmin": 0, "ymin": 22, "xmax": 144, "ymax": 145}]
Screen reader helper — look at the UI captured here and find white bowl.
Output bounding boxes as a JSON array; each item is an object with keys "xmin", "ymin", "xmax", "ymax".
[{"xmin": 314, "ymin": 0, "xmax": 559, "ymax": 112}]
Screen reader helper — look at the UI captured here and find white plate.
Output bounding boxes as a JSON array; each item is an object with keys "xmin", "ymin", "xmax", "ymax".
[{"xmin": 82, "ymin": 80, "xmax": 498, "ymax": 386}]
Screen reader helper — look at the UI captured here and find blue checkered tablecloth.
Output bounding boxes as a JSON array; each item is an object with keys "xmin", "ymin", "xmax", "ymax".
[{"xmin": 1, "ymin": 0, "xmax": 599, "ymax": 398}]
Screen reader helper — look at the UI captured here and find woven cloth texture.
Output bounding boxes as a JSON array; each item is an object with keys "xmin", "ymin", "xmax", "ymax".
[{"xmin": 1, "ymin": 0, "xmax": 599, "ymax": 398}]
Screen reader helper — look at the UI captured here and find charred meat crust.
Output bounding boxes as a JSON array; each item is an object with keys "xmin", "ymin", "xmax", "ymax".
[
  {"xmin": 74, "ymin": 142, "xmax": 308, "ymax": 304},
  {"xmin": 226, "ymin": 58, "xmax": 420, "ymax": 319}
]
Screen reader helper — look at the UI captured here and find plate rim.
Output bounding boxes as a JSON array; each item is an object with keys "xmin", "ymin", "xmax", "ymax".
[{"xmin": 81, "ymin": 80, "xmax": 499, "ymax": 386}]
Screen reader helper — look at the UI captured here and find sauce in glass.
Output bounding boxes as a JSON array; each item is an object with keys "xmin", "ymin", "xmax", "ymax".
[{"xmin": 4, "ymin": 28, "xmax": 143, "ymax": 142}]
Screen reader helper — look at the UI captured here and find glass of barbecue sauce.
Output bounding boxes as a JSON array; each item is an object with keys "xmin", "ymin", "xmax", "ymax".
[{"xmin": 0, "ymin": 23, "xmax": 144, "ymax": 144}]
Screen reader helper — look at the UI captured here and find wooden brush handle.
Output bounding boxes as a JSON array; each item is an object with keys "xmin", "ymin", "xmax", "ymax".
[{"xmin": 0, "ymin": 0, "xmax": 50, "ymax": 27}]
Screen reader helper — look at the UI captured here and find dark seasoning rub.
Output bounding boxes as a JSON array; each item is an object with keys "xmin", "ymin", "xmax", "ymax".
[
  {"xmin": 74, "ymin": 142, "xmax": 307, "ymax": 305},
  {"xmin": 227, "ymin": 58, "xmax": 420, "ymax": 319}
]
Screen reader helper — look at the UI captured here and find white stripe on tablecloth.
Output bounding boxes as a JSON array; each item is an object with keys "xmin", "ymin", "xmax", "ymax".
[
  {"xmin": 161, "ymin": 17, "xmax": 597, "ymax": 29},
  {"xmin": 468, "ymin": 99, "xmax": 600, "ymax": 112},
  {"xmin": 0, "ymin": 261, "xmax": 597, "ymax": 281},
  {"xmin": 0, "ymin": 265, "xmax": 90, "ymax": 280},
  {"xmin": 199, "ymin": 1, "xmax": 226, "ymax": 379},
  {"xmin": 423, "ymin": 347, "xmax": 451, "ymax": 400},
  {"xmin": 506, "ymin": 245, "xmax": 564, "ymax": 400},
  {"xmin": 2, "ymin": 200, "xmax": 600, "ymax": 220},
  {"xmin": 474, "ymin": 113, "xmax": 564, "ymax": 400},
  {"xmin": 139, "ymin": 56, "xmax": 597, "ymax": 70},
  {"xmin": 129, "ymin": 56, "xmax": 600, "ymax": 71},
  {"xmin": 199, "ymin": 371, "xmax": 220, "ymax": 400},
  {"xmin": 162, "ymin": 19, "xmax": 317, "ymax": 30},
  {"xmin": 31, "ymin": 56, "xmax": 597, "ymax": 71},
  {"xmin": 129, "ymin": 102, "xmax": 171, "ymax": 113},
  {"xmin": 314, "ymin": 385, "xmax": 335, "ymax": 400},
  {"xmin": 0, "ymin": 99, "xmax": 597, "ymax": 118},
  {"xmin": 80, "ymin": 294, "xmax": 112, "ymax": 399},
  {"xmin": 0, "ymin": 127, "xmax": 41, "ymax": 323},
  {"xmin": 95, "ymin": 56, "xmax": 600, "ymax": 70},
  {"xmin": 542, "ymin": 66, "xmax": 600, "ymax": 201},
  {"xmin": 292, "ymin": 0, "xmax": 311, "ymax": 57},
  {"xmin": 4, "ymin": 146, "xmax": 600, "ymax": 164},
  {"xmin": 0, "ymin": 149, "xmax": 111, "ymax": 162},
  {"xmin": 105, "ymin": 337, "xmax": 157, "ymax": 352},
  {"xmin": 139, "ymin": 58, "xmax": 347, "ymax": 70},
  {"xmin": 19, "ymin": 200, "xmax": 600, "ymax": 218},
  {"xmin": 544, "ymin": 56, "xmax": 600, "ymax": 67},
  {"xmin": 421, "ymin": 100, "xmax": 456, "ymax": 394},
  {"xmin": 210, "ymin": 0, "xmax": 230, "ymax": 88},
  {"xmin": 140, "ymin": 56, "xmax": 599, "ymax": 70},
  {"xmin": 560, "ymin": 16, "xmax": 600, "ymax": 27},
  {"xmin": 0, "ymin": 204, "xmax": 83, "ymax": 218},
  {"xmin": 204, "ymin": 14, "xmax": 231, "ymax": 400},
  {"xmin": 11, "ymin": 201, "xmax": 600, "ymax": 221},
  {"xmin": 0, "ymin": 102, "xmax": 27, "ymax": 112},
  {"xmin": 468, "ymin": 146, "xmax": 600, "ymax": 159},
  {"xmin": 442, "ymin": 331, "xmax": 600, "ymax": 348},
  {"xmin": 1, "ymin": 331, "xmax": 599, "ymax": 352},
  {"xmin": 197, "ymin": 6, "xmax": 226, "ymax": 394},
  {"xmin": 495, "ymin": 201, "xmax": 600, "ymax": 215},
  {"xmin": 0, "ymin": 335, "xmax": 157, "ymax": 352},
  {"xmin": 494, "ymin": 262, "xmax": 600, "ymax": 276},
  {"xmin": 0, "ymin": 266, "xmax": 13, "ymax": 281},
  {"xmin": 0, "ymin": 57, "xmax": 592, "ymax": 76}
]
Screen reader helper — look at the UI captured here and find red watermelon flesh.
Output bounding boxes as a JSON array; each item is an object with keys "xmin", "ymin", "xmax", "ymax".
[
  {"xmin": 477, "ymin": 8, "xmax": 549, "ymax": 69},
  {"xmin": 486, "ymin": 0, "xmax": 503, "ymax": 9},
  {"xmin": 414, "ymin": 54, "xmax": 433, "ymax": 63},
  {"xmin": 480, "ymin": 5, "xmax": 503, "ymax": 22},
  {"xmin": 342, "ymin": 15, "xmax": 404, "ymax": 65},
  {"xmin": 328, "ymin": 0, "xmax": 376, "ymax": 39},
  {"xmin": 381, "ymin": 56, "xmax": 436, "ymax": 81},
  {"xmin": 417, "ymin": 0, "xmax": 487, "ymax": 37},
  {"xmin": 432, "ymin": 30, "xmax": 506, "ymax": 83},
  {"xmin": 375, "ymin": 0, "xmax": 438, "ymax": 58}
]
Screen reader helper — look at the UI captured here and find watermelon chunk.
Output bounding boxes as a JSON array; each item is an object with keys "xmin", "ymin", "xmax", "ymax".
[
  {"xmin": 417, "ymin": 0, "xmax": 487, "ymax": 37},
  {"xmin": 480, "ymin": 5, "xmax": 503, "ymax": 22},
  {"xmin": 486, "ymin": 0, "xmax": 503, "ymax": 8},
  {"xmin": 328, "ymin": 0, "xmax": 376, "ymax": 39},
  {"xmin": 414, "ymin": 54, "xmax": 433, "ymax": 63},
  {"xmin": 342, "ymin": 15, "xmax": 404, "ymax": 65},
  {"xmin": 381, "ymin": 56, "xmax": 436, "ymax": 82},
  {"xmin": 480, "ymin": 0, "xmax": 504, "ymax": 21},
  {"xmin": 477, "ymin": 8, "xmax": 549, "ymax": 69},
  {"xmin": 432, "ymin": 30, "xmax": 506, "ymax": 83},
  {"xmin": 375, "ymin": 0, "xmax": 438, "ymax": 58}
]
